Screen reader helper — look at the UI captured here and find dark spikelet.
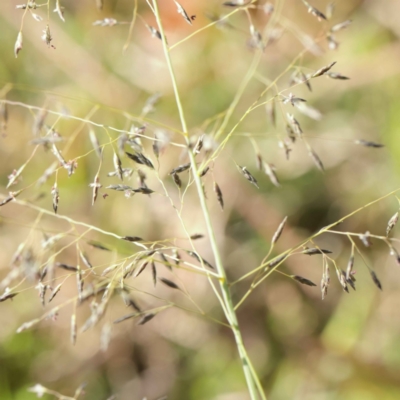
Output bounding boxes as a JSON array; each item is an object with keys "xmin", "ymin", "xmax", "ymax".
[
  {"xmin": 347, "ymin": 276, "xmax": 356, "ymax": 291},
  {"xmin": 309, "ymin": 149, "xmax": 324, "ymax": 171},
  {"xmin": 355, "ymin": 139, "xmax": 384, "ymax": 148},
  {"xmin": 88, "ymin": 240, "xmax": 111, "ymax": 251},
  {"xmin": 172, "ymin": 173, "xmax": 182, "ymax": 188},
  {"xmin": 51, "ymin": 184, "xmax": 59, "ymax": 213},
  {"xmin": 122, "ymin": 236, "xmax": 143, "ymax": 242},
  {"xmin": 114, "ymin": 312, "xmax": 137, "ymax": 324},
  {"xmin": 292, "ymin": 275, "xmax": 317, "ymax": 287},
  {"xmin": 267, "ymin": 254, "xmax": 287, "ymax": 268},
  {"xmin": 238, "ymin": 165, "xmax": 259, "ymax": 188},
  {"xmin": 223, "ymin": 1, "xmax": 248, "ymax": 7},
  {"xmin": 256, "ymin": 153, "xmax": 263, "ymax": 171},
  {"xmin": 56, "ymin": 262, "xmax": 78, "ymax": 272},
  {"xmin": 214, "ymin": 182, "xmax": 224, "ymax": 210},
  {"xmin": 186, "ymin": 251, "xmax": 214, "ymax": 269},
  {"xmin": 137, "ymin": 313, "xmax": 155, "ymax": 325},
  {"xmin": 133, "ymin": 187, "xmax": 154, "ymax": 195},
  {"xmin": 169, "ymin": 163, "xmax": 191, "ymax": 175},
  {"xmin": 48, "ymin": 284, "xmax": 62, "ymax": 302},
  {"xmin": 127, "ymin": 298, "xmax": 141, "ymax": 312},
  {"xmin": 266, "ymin": 102, "xmax": 276, "ymax": 127},
  {"xmin": 312, "ymin": 62, "xmax": 336, "ymax": 78},
  {"xmin": 272, "ymin": 216, "xmax": 288, "ymax": 245},
  {"xmin": 190, "ymin": 233, "xmax": 204, "ymax": 240},
  {"xmin": 303, "ymin": 248, "xmax": 332, "ymax": 255},
  {"xmin": 159, "ymin": 277, "xmax": 181, "ymax": 290},
  {"xmin": 0, "ymin": 292, "xmax": 18, "ymax": 302},
  {"xmin": 328, "ymin": 72, "xmax": 350, "ymax": 80},
  {"xmin": 199, "ymin": 166, "xmax": 210, "ymax": 177},
  {"xmin": 134, "ymin": 262, "xmax": 148, "ymax": 278},
  {"xmin": 151, "ymin": 261, "xmax": 157, "ymax": 287},
  {"xmin": 370, "ymin": 271, "xmax": 382, "ymax": 290},
  {"xmin": 125, "ymin": 151, "xmax": 154, "ymax": 169},
  {"xmin": 0, "ymin": 196, "xmax": 13, "ymax": 207},
  {"xmin": 159, "ymin": 252, "xmax": 172, "ymax": 270},
  {"xmin": 387, "ymin": 211, "xmax": 399, "ymax": 236}
]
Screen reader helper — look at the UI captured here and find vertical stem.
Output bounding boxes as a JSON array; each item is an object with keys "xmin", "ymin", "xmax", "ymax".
[{"xmin": 151, "ymin": 1, "xmax": 263, "ymax": 399}]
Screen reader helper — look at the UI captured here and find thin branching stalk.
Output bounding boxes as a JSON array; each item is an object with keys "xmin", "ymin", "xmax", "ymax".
[{"xmin": 151, "ymin": 1, "xmax": 264, "ymax": 398}]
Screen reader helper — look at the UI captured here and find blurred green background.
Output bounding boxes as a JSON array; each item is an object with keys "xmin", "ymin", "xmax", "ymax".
[{"xmin": 1, "ymin": 0, "xmax": 400, "ymax": 399}]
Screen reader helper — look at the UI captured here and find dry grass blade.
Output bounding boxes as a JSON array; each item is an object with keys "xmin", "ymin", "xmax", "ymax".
[
  {"xmin": 159, "ymin": 277, "xmax": 181, "ymax": 290},
  {"xmin": 272, "ymin": 216, "xmax": 288, "ymax": 245},
  {"xmin": 292, "ymin": 275, "xmax": 317, "ymax": 287},
  {"xmin": 214, "ymin": 182, "xmax": 224, "ymax": 210}
]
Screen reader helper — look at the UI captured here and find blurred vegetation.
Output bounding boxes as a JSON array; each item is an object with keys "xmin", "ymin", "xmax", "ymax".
[{"xmin": 1, "ymin": 0, "xmax": 400, "ymax": 399}]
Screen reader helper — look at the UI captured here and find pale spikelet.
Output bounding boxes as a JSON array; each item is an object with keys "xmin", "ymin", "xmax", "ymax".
[
  {"xmin": 113, "ymin": 152, "xmax": 123, "ymax": 181},
  {"xmin": 16, "ymin": 317, "xmax": 41, "ymax": 333},
  {"xmin": 142, "ymin": 92, "xmax": 161, "ymax": 116},
  {"xmin": 174, "ymin": 1, "xmax": 192, "ymax": 25},
  {"xmin": 89, "ymin": 174, "xmax": 102, "ymax": 205},
  {"xmin": 54, "ymin": 0, "xmax": 65, "ymax": 22},
  {"xmin": 301, "ymin": 0, "xmax": 326, "ymax": 21},
  {"xmin": 51, "ymin": 183, "xmax": 59, "ymax": 213},
  {"xmin": 359, "ymin": 231, "xmax": 372, "ymax": 247},
  {"xmin": 345, "ymin": 254, "xmax": 354, "ymax": 281},
  {"xmin": 312, "ymin": 62, "xmax": 336, "ymax": 78},
  {"xmin": 14, "ymin": 32, "xmax": 23, "ymax": 58},
  {"xmin": 287, "ymin": 113, "xmax": 303, "ymax": 135},
  {"xmin": 100, "ymin": 322, "xmax": 112, "ymax": 352},
  {"xmin": 263, "ymin": 162, "xmax": 280, "ymax": 187},
  {"xmin": 89, "ymin": 129, "xmax": 102, "ymax": 158},
  {"xmin": 272, "ymin": 216, "xmax": 288, "ymax": 245},
  {"xmin": 336, "ymin": 268, "xmax": 349, "ymax": 293},
  {"xmin": 71, "ymin": 314, "xmax": 77, "ymax": 345},
  {"xmin": 265, "ymin": 101, "xmax": 276, "ymax": 127},
  {"xmin": 387, "ymin": 211, "xmax": 399, "ymax": 236},
  {"xmin": 330, "ymin": 20, "xmax": 352, "ymax": 33},
  {"xmin": 326, "ymin": 2, "xmax": 335, "ymax": 19}
]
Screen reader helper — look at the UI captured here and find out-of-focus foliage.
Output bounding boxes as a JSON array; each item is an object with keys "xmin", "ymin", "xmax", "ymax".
[{"xmin": 1, "ymin": 0, "xmax": 400, "ymax": 399}]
